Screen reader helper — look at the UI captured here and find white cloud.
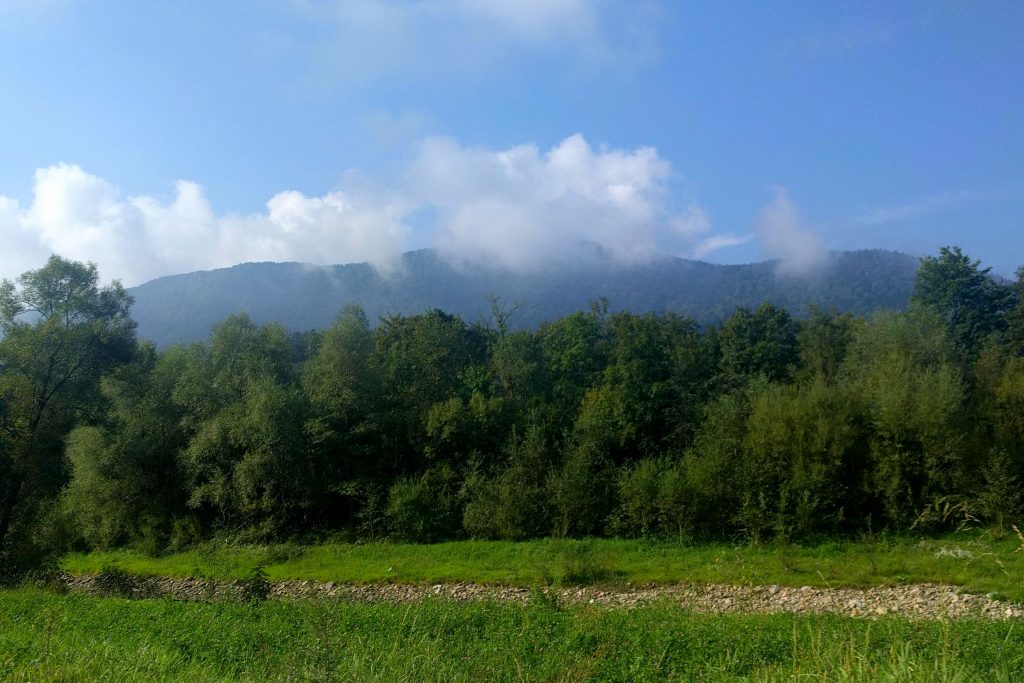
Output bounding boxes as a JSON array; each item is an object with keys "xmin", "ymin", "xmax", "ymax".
[
  {"xmin": 668, "ymin": 205, "xmax": 752, "ymax": 260},
  {"xmin": 408, "ymin": 134, "xmax": 710, "ymax": 269},
  {"xmin": 755, "ymin": 188, "xmax": 830, "ymax": 275},
  {"xmin": 689, "ymin": 234, "xmax": 754, "ymax": 260},
  {"xmin": 1, "ymin": 134, "xmax": 745, "ymax": 284},
  {"xmin": 1, "ymin": 164, "xmax": 408, "ymax": 285},
  {"xmin": 0, "ymin": 195, "xmax": 47, "ymax": 279},
  {"xmin": 670, "ymin": 205, "xmax": 713, "ymax": 239}
]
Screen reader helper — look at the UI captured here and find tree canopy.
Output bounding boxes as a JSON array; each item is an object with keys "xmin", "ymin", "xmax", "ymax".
[
  {"xmin": 2, "ymin": 247, "xmax": 1023, "ymax": 571},
  {"xmin": 0, "ymin": 256, "xmax": 135, "ymax": 572}
]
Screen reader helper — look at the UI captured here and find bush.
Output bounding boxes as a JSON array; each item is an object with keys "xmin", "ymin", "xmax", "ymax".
[
  {"xmin": 463, "ymin": 425, "xmax": 554, "ymax": 540},
  {"xmin": 557, "ymin": 540, "xmax": 619, "ymax": 585},
  {"xmin": 169, "ymin": 516, "xmax": 204, "ymax": 553},
  {"xmin": 264, "ymin": 543, "xmax": 305, "ymax": 565},
  {"xmin": 976, "ymin": 448, "xmax": 1022, "ymax": 534},
  {"xmin": 548, "ymin": 448, "xmax": 616, "ymax": 538},
  {"xmin": 239, "ymin": 564, "xmax": 271, "ymax": 604},
  {"xmin": 386, "ymin": 465, "xmax": 462, "ymax": 542}
]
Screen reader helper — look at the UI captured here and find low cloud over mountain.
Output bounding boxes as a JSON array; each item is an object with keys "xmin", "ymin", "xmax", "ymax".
[{"xmin": 2, "ymin": 135, "xmax": 757, "ymax": 285}]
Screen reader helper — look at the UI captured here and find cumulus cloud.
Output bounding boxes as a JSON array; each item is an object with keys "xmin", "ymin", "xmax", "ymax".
[
  {"xmin": 0, "ymin": 164, "xmax": 408, "ymax": 285},
  {"xmin": 408, "ymin": 134, "xmax": 684, "ymax": 269},
  {"xmin": 755, "ymin": 188, "xmax": 830, "ymax": 275},
  {"xmin": 1, "ymin": 134, "xmax": 749, "ymax": 284},
  {"xmin": 0, "ymin": 196, "xmax": 47, "ymax": 278}
]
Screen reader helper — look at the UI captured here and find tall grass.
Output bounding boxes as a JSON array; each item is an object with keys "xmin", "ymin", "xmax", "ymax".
[
  {"xmin": 0, "ymin": 588, "xmax": 1021, "ymax": 681},
  {"xmin": 62, "ymin": 532, "xmax": 1024, "ymax": 600}
]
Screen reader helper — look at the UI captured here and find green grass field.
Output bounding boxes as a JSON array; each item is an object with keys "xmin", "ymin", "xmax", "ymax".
[
  {"xmin": 63, "ymin": 533, "xmax": 1024, "ymax": 600},
  {"xmin": 1, "ymin": 587, "xmax": 1022, "ymax": 682}
]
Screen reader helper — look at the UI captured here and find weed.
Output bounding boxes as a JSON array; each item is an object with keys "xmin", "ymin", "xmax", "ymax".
[
  {"xmin": 558, "ymin": 541, "xmax": 619, "ymax": 585},
  {"xmin": 0, "ymin": 588, "xmax": 1021, "ymax": 681},
  {"xmin": 264, "ymin": 543, "xmax": 304, "ymax": 565},
  {"xmin": 239, "ymin": 564, "xmax": 271, "ymax": 604},
  {"xmin": 528, "ymin": 585, "xmax": 560, "ymax": 610}
]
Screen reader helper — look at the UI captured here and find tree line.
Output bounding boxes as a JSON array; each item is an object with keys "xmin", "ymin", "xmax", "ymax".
[{"xmin": 1, "ymin": 247, "xmax": 1022, "ymax": 571}]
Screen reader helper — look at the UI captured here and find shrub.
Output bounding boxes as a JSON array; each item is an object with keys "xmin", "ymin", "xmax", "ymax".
[
  {"xmin": 611, "ymin": 458, "xmax": 662, "ymax": 537},
  {"xmin": 239, "ymin": 564, "xmax": 271, "ymax": 604},
  {"xmin": 169, "ymin": 515, "xmax": 204, "ymax": 553},
  {"xmin": 557, "ymin": 540, "xmax": 618, "ymax": 585},
  {"xmin": 386, "ymin": 465, "xmax": 462, "ymax": 542}
]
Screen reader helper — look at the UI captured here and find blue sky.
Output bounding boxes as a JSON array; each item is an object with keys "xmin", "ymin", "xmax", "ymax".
[{"xmin": 1, "ymin": 1, "xmax": 1022, "ymax": 284}]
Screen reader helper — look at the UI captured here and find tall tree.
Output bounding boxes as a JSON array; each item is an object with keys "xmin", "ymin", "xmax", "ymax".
[
  {"xmin": 0, "ymin": 256, "xmax": 135, "ymax": 570},
  {"xmin": 175, "ymin": 314, "xmax": 308, "ymax": 535},
  {"xmin": 912, "ymin": 246, "xmax": 1015, "ymax": 357},
  {"xmin": 718, "ymin": 303, "xmax": 798, "ymax": 386},
  {"xmin": 1005, "ymin": 266, "xmax": 1024, "ymax": 357},
  {"xmin": 62, "ymin": 344, "xmax": 189, "ymax": 550}
]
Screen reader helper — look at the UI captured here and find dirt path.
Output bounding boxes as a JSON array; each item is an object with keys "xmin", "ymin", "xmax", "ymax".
[{"xmin": 58, "ymin": 572, "xmax": 1024, "ymax": 621}]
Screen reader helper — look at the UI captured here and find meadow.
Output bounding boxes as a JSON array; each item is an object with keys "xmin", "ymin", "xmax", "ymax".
[
  {"xmin": 62, "ymin": 532, "xmax": 1024, "ymax": 600},
  {"xmin": 1, "ymin": 586, "xmax": 1022, "ymax": 682}
]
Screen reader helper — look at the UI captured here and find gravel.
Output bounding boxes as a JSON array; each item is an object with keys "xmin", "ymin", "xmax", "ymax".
[{"xmin": 57, "ymin": 573, "xmax": 1024, "ymax": 620}]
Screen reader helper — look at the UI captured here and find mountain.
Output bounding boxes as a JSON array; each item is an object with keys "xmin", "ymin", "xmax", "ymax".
[{"xmin": 128, "ymin": 249, "xmax": 919, "ymax": 347}]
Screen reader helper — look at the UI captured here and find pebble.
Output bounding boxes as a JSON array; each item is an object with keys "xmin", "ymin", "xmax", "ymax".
[{"xmin": 56, "ymin": 572, "xmax": 1024, "ymax": 621}]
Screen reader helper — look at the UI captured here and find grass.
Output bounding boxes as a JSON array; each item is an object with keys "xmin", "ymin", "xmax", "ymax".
[
  {"xmin": 1, "ymin": 587, "xmax": 1022, "ymax": 681},
  {"xmin": 61, "ymin": 532, "xmax": 1024, "ymax": 600}
]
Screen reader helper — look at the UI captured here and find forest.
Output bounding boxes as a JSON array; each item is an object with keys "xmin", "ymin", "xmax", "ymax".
[{"xmin": 1, "ymin": 246, "xmax": 1022, "ymax": 575}]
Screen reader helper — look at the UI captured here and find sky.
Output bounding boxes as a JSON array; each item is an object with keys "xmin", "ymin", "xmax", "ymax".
[{"xmin": 1, "ymin": 0, "xmax": 1022, "ymax": 285}]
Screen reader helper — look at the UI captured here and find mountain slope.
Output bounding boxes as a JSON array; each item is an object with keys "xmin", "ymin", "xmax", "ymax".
[{"xmin": 128, "ymin": 249, "xmax": 919, "ymax": 347}]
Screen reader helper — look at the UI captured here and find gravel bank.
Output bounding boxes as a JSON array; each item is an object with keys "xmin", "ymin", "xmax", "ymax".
[{"xmin": 58, "ymin": 573, "xmax": 1024, "ymax": 620}]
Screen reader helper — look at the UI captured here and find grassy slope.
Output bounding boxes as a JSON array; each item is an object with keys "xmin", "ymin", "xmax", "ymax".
[
  {"xmin": 1, "ymin": 588, "xmax": 1022, "ymax": 682},
  {"xmin": 62, "ymin": 533, "xmax": 1024, "ymax": 600}
]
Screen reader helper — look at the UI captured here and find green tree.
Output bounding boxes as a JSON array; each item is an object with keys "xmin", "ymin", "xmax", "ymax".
[
  {"xmin": 538, "ymin": 308, "xmax": 609, "ymax": 421},
  {"xmin": 1006, "ymin": 266, "xmax": 1024, "ymax": 357},
  {"xmin": 599, "ymin": 313, "xmax": 701, "ymax": 460},
  {"xmin": 385, "ymin": 464, "xmax": 462, "ymax": 542},
  {"xmin": 62, "ymin": 344, "xmax": 189, "ymax": 551},
  {"xmin": 175, "ymin": 314, "xmax": 309, "ymax": 536},
  {"xmin": 797, "ymin": 308, "xmax": 858, "ymax": 383},
  {"xmin": 302, "ymin": 306, "xmax": 381, "ymax": 524},
  {"xmin": 718, "ymin": 303, "xmax": 798, "ymax": 386},
  {"xmin": 842, "ymin": 310, "xmax": 967, "ymax": 527},
  {"xmin": 913, "ymin": 246, "xmax": 1015, "ymax": 357},
  {"xmin": 0, "ymin": 256, "xmax": 135, "ymax": 571},
  {"xmin": 681, "ymin": 391, "xmax": 751, "ymax": 536},
  {"xmin": 370, "ymin": 310, "xmax": 487, "ymax": 475},
  {"xmin": 462, "ymin": 425, "xmax": 554, "ymax": 540},
  {"xmin": 489, "ymin": 330, "xmax": 548, "ymax": 406},
  {"xmin": 739, "ymin": 380, "xmax": 862, "ymax": 540}
]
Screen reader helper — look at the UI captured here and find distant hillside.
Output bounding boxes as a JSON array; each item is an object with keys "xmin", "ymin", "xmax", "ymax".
[{"xmin": 128, "ymin": 249, "xmax": 919, "ymax": 347}]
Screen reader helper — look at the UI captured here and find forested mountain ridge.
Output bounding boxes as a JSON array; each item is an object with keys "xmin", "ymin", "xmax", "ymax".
[{"xmin": 128, "ymin": 248, "xmax": 918, "ymax": 347}]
